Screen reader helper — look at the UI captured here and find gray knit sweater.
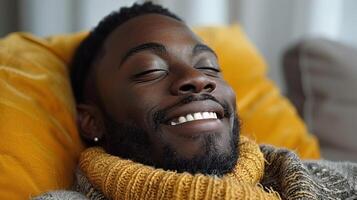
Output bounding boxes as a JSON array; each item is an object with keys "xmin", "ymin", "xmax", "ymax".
[{"xmin": 33, "ymin": 145, "xmax": 357, "ymax": 200}]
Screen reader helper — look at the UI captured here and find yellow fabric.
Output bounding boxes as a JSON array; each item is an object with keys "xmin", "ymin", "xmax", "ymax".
[
  {"xmin": 0, "ymin": 33, "xmax": 84, "ymax": 199},
  {"xmin": 80, "ymin": 136, "xmax": 280, "ymax": 200},
  {"xmin": 0, "ymin": 25, "xmax": 319, "ymax": 199}
]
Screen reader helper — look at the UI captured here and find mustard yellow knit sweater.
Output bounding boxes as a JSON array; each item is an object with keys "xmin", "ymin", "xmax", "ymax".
[
  {"xmin": 78, "ymin": 136, "xmax": 280, "ymax": 200},
  {"xmin": 35, "ymin": 136, "xmax": 357, "ymax": 199}
]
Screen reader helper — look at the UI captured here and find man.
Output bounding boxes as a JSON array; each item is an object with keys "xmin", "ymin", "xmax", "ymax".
[{"xmin": 35, "ymin": 2, "xmax": 357, "ymax": 200}]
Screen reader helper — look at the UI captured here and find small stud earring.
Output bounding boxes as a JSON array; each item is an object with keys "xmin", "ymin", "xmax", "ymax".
[{"xmin": 93, "ymin": 137, "xmax": 99, "ymax": 142}]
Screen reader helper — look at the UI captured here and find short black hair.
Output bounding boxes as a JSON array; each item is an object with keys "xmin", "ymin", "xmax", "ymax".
[{"xmin": 70, "ymin": 2, "xmax": 182, "ymax": 103}]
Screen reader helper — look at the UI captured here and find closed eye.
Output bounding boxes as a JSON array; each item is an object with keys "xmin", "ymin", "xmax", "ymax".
[
  {"xmin": 196, "ymin": 66, "xmax": 221, "ymax": 78},
  {"xmin": 131, "ymin": 69, "xmax": 168, "ymax": 82},
  {"xmin": 133, "ymin": 69, "xmax": 165, "ymax": 77},
  {"xmin": 196, "ymin": 67, "xmax": 221, "ymax": 73}
]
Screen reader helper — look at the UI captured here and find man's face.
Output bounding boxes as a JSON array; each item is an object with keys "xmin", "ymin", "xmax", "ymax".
[{"xmin": 86, "ymin": 14, "xmax": 239, "ymax": 175}]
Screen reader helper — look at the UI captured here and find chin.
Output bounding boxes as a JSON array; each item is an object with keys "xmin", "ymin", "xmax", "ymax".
[{"xmin": 155, "ymin": 116, "xmax": 240, "ymax": 176}]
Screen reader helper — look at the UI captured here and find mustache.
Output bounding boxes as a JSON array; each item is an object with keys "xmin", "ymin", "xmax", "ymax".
[{"xmin": 153, "ymin": 94, "xmax": 232, "ymax": 129}]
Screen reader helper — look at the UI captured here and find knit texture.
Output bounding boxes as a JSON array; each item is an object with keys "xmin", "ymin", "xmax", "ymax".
[
  {"xmin": 34, "ymin": 136, "xmax": 357, "ymax": 200},
  {"xmin": 260, "ymin": 145, "xmax": 357, "ymax": 200},
  {"xmin": 32, "ymin": 190, "xmax": 88, "ymax": 200},
  {"xmin": 78, "ymin": 136, "xmax": 280, "ymax": 200}
]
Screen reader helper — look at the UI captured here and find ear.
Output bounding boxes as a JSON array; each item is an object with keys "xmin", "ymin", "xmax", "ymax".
[{"xmin": 76, "ymin": 104, "xmax": 106, "ymax": 142}]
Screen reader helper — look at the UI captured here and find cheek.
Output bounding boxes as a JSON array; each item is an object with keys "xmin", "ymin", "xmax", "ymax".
[
  {"xmin": 215, "ymin": 80, "xmax": 237, "ymax": 108},
  {"xmin": 227, "ymin": 86, "xmax": 237, "ymax": 109},
  {"xmin": 119, "ymin": 85, "xmax": 167, "ymax": 127},
  {"xmin": 96, "ymin": 70, "xmax": 165, "ymax": 128}
]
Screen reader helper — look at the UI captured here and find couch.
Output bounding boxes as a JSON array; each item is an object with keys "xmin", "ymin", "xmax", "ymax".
[{"xmin": 283, "ymin": 38, "xmax": 357, "ymax": 162}]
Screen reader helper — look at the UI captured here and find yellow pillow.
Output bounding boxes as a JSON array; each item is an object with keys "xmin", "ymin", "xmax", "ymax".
[
  {"xmin": 0, "ymin": 33, "xmax": 84, "ymax": 199},
  {"xmin": 0, "ymin": 25, "xmax": 320, "ymax": 199}
]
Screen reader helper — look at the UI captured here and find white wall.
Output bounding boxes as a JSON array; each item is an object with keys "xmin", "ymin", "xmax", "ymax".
[
  {"xmin": 340, "ymin": 0, "xmax": 357, "ymax": 47},
  {"xmin": 232, "ymin": 0, "xmax": 355, "ymax": 91},
  {"xmin": 17, "ymin": 0, "xmax": 142, "ymax": 36},
  {"xmin": 19, "ymin": 0, "xmax": 73, "ymax": 36},
  {"xmin": 153, "ymin": 0, "xmax": 229, "ymax": 27},
  {"xmin": 73, "ymin": 0, "xmax": 142, "ymax": 31}
]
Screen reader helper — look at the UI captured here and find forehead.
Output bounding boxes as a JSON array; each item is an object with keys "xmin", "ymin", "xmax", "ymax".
[{"xmin": 102, "ymin": 14, "xmax": 202, "ymax": 53}]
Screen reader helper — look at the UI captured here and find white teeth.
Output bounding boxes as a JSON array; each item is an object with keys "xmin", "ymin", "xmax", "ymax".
[
  {"xmin": 178, "ymin": 116, "xmax": 187, "ymax": 123},
  {"xmin": 202, "ymin": 112, "xmax": 210, "ymax": 119},
  {"xmin": 186, "ymin": 114, "xmax": 194, "ymax": 121},
  {"xmin": 211, "ymin": 112, "xmax": 217, "ymax": 119},
  {"xmin": 170, "ymin": 112, "xmax": 219, "ymax": 126},
  {"xmin": 193, "ymin": 112, "xmax": 203, "ymax": 120}
]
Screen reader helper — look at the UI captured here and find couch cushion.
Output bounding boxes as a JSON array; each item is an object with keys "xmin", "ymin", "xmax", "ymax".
[{"xmin": 283, "ymin": 38, "xmax": 357, "ymax": 161}]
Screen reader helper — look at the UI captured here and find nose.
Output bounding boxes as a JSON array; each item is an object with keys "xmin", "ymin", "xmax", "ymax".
[{"xmin": 170, "ymin": 67, "xmax": 216, "ymax": 95}]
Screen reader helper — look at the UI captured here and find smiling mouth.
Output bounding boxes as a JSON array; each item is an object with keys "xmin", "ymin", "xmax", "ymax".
[{"xmin": 168, "ymin": 112, "xmax": 220, "ymax": 126}]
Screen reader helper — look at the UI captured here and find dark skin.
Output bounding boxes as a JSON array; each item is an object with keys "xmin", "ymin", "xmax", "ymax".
[{"xmin": 77, "ymin": 14, "xmax": 238, "ymax": 172}]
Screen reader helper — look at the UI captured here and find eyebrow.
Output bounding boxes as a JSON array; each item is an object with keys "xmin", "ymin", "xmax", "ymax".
[
  {"xmin": 120, "ymin": 42, "xmax": 167, "ymax": 65},
  {"xmin": 193, "ymin": 44, "xmax": 217, "ymax": 58},
  {"xmin": 120, "ymin": 42, "xmax": 217, "ymax": 66}
]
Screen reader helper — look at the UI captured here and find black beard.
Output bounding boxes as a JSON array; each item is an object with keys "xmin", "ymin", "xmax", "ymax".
[
  {"xmin": 159, "ymin": 117, "xmax": 239, "ymax": 176},
  {"xmin": 102, "ymin": 113, "xmax": 240, "ymax": 176},
  {"xmin": 101, "ymin": 94, "xmax": 240, "ymax": 176}
]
